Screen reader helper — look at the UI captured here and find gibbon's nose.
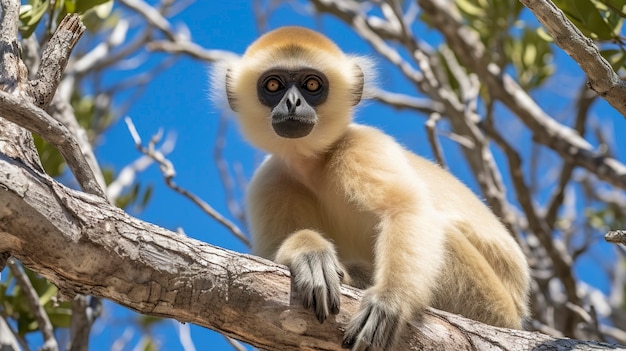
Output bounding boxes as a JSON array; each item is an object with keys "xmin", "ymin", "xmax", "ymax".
[{"xmin": 284, "ymin": 88, "xmax": 302, "ymax": 114}]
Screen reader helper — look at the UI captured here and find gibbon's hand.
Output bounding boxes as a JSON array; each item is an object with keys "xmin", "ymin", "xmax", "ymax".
[
  {"xmin": 289, "ymin": 250, "xmax": 345, "ymax": 323},
  {"xmin": 342, "ymin": 292, "xmax": 403, "ymax": 351}
]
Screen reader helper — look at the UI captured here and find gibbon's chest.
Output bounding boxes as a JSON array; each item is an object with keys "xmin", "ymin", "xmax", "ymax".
[{"xmin": 285, "ymin": 155, "xmax": 376, "ymax": 262}]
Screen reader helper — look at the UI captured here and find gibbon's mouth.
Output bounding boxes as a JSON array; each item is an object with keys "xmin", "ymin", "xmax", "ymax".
[{"xmin": 272, "ymin": 115, "xmax": 315, "ymax": 138}]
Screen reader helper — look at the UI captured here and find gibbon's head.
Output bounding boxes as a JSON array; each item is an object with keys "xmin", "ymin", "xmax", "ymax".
[{"xmin": 217, "ymin": 26, "xmax": 374, "ymax": 157}]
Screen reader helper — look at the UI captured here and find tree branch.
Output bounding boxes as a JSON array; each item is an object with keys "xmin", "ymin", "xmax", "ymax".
[
  {"xmin": 0, "ymin": 90, "xmax": 105, "ymax": 197},
  {"xmin": 518, "ymin": 0, "xmax": 626, "ymax": 117},
  {"xmin": 0, "ymin": 152, "xmax": 620, "ymax": 350}
]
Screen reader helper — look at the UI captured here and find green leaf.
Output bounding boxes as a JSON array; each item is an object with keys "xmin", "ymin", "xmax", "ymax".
[
  {"xmin": 455, "ymin": 0, "xmax": 485, "ymax": 17},
  {"xmin": 75, "ymin": 0, "xmax": 114, "ymax": 14},
  {"xmin": 601, "ymin": 49, "xmax": 626, "ymax": 71},
  {"xmin": 552, "ymin": 0, "xmax": 622, "ymax": 40},
  {"xmin": 19, "ymin": 0, "xmax": 50, "ymax": 37}
]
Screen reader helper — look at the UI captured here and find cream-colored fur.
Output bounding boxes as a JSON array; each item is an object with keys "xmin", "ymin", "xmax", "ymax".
[{"xmin": 216, "ymin": 26, "xmax": 530, "ymax": 350}]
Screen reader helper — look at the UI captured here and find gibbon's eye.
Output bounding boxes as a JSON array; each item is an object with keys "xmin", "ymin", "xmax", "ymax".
[
  {"xmin": 303, "ymin": 77, "xmax": 322, "ymax": 92},
  {"xmin": 265, "ymin": 77, "xmax": 283, "ymax": 92}
]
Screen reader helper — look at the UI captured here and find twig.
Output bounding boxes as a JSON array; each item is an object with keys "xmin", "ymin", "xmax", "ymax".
[
  {"xmin": 425, "ymin": 112, "xmax": 447, "ymax": 169},
  {"xmin": 124, "ymin": 117, "xmax": 250, "ymax": 246},
  {"xmin": 177, "ymin": 322, "xmax": 197, "ymax": 351},
  {"xmin": 147, "ymin": 40, "xmax": 239, "ymax": 62},
  {"xmin": 7, "ymin": 258, "xmax": 58, "ymax": 351},
  {"xmin": 370, "ymin": 88, "xmax": 443, "ymax": 115},
  {"xmin": 519, "ymin": 0, "xmax": 626, "ymax": 117},
  {"xmin": 0, "ymin": 0, "xmax": 28, "ymax": 94}
]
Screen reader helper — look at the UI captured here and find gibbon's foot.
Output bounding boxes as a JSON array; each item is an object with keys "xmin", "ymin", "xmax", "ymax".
[
  {"xmin": 289, "ymin": 250, "xmax": 344, "ymax": 323},
  {"xmin": 342, "ymin": 293, "xmax": 403, "ymax": 351}
]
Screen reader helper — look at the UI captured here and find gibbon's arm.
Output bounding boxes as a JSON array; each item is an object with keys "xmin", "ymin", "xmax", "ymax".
[{"xmin": 328, "ymin": 125, "xmax": 447, "ymax": 350}]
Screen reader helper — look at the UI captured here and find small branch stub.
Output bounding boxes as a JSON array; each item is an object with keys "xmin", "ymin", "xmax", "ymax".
[
  {"xmin": 28, "ymin": 13, "xmax": 86, "ymax": 108},
  {"xmin": 605, "ymin": 230, "xmax": 626, "ymax": 245}
]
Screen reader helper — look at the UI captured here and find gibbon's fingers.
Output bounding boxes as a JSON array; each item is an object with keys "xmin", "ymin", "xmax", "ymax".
[
  {"xmin": 342, "ymin": 293, "xmax": 403, "ymax": 351},
  {"xmin": 290, "ymin": 250, "xmax": 343, "ymax": 323}
]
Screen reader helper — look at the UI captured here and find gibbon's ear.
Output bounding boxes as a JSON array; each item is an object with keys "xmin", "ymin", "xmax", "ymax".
[
  {"xmin": 209, "ymin": 59, "xmax": 238, "ymax": 112},
  {"xmin": 351, "ymin": 64, "xmax": 364, "ymax": 106},
  {"xmin": 347, "ymin": 55, "xmax": 377, "ymax": 106},
  {"xmin": 225, "ymin": 68, "xmax": 238, "ymax": 112}
]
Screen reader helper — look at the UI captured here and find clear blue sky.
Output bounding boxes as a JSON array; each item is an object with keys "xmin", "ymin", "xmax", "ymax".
[{"xmin": 9, "ymin": 0, "xmax": 626, "ymax": 350}]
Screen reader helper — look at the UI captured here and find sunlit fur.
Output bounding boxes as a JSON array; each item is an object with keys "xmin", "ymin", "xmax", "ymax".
[{"xmin": 215, "ymin": 26, "xmax": 530, "ymax": 350}]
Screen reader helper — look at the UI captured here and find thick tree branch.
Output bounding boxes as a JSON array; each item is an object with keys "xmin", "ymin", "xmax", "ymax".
[
  {"xmin": 0, "ymin": 154, "xmax": 620, "ymax": 350},
  {"xmin": 0, "ymin": 90, "xmax": 104, "ymax": 197},
  {"xmin": 518, "ymin": 0, "xmax": 626, "ymax": 117}
]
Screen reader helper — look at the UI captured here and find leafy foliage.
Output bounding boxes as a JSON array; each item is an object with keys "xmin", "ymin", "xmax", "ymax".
[
  {"xmin": 455, "ymin": 0, "xmax": 554, "ymax": 91},
  {"xmin": 0, "ymin": 267, "xmax": 72, "ymax": 335},
  {"xmin": 19, "ymin": 0, "xmax": 114, "ymax": 37}
]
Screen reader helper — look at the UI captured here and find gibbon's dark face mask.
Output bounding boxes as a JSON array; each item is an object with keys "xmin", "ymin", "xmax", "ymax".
[{"xmin": 257, "ymin": 68, "xmax": 329, "ymax": 138}]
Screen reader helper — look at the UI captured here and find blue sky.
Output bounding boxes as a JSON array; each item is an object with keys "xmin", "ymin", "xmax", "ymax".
[{"xmin": 5, "ymin": 0, "xmax": 626, "ymax": 350}]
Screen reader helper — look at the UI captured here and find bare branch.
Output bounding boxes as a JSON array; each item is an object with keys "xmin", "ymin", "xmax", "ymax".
[
  {"xmin": 125, "ymin": 117, "xmax": 250, "ymax": 246},
  {"xmin": 519, "ymin": 0, "xmax": 626, "ymax": 117},
  {"xmin": 7, "ymin": 258, "xmax": 58, "ymax": 351},
  {"xmin": 370, "ymin": 88, "xmax": 443, "ymax": 115},
  {"xmin": 119, "ymin": 0, "xmax": 183, "ymax": 42},
  {"xmin": 425, "ymin": 112, "xmax": 447, "ymax": 169},
  {"xmin": 147, "ymin": 40, "xmax": 239, "ymax": 62}
]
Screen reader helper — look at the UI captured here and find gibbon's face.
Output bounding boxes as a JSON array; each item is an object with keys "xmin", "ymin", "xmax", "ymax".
[
  {"xmin": 256, "ymin": 67, "xmax": 329, "ymax": 138},
  {"xmin": 226, "ymin": 27, "xmax": 365, "ymax": 157}
]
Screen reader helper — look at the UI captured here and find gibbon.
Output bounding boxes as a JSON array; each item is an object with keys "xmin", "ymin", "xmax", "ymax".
[{"xmin": 213, "ymin": 26, "xmax": 530, "ymax": 350}]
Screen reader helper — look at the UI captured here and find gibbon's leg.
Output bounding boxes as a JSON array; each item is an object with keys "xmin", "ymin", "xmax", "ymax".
[
  {"xmin": 432, "ymin": 227, "xmax": 523, "ymax": 329},
  {"xmin": 246, "ymin": 158, "xmax": 346, "ymax": 323}
]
